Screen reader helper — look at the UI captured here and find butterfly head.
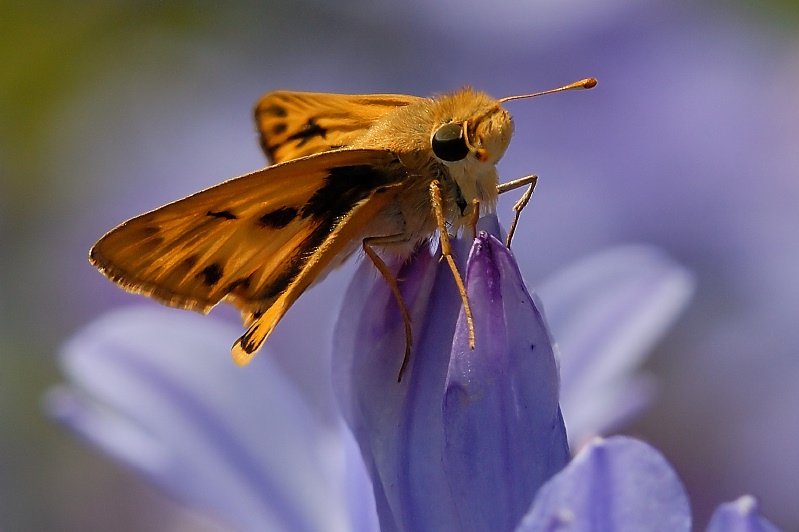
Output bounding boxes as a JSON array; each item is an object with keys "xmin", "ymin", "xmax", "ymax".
[
  {"xmin": 430, "ymin": 93, "xmax": 514, "ymax": 168},
  {"xmin": 428, "ymin": 77, "xmax": 596, "ymax": 168}
]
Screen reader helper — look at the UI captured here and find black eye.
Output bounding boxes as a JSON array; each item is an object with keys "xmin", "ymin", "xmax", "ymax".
[{"xmin": 432, "ymin": 123, "xmax": 469, "ymax": 162}]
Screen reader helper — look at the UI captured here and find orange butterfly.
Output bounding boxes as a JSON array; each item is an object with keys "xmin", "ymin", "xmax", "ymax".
[{"xmin": 90, "ymin": 78, "xmax": 596, "ymax": 376}]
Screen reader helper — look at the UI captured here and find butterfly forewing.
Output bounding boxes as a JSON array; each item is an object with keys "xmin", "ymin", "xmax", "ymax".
[
  {"xmin": 90, "ymin": 149, "xmax": 406, "ymax": 320},
  {"xmin": 231, "ymin": 175, "xmax": 405, "ymax": 363},
  {"xmin": 255, "ymin": 91, "xmax": 420, "ymax": 164}
]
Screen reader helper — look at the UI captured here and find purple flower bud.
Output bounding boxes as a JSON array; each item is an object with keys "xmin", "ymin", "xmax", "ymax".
[{"xmin": 333, "ymin": 227, "xmax": 568, "ymax": 531}]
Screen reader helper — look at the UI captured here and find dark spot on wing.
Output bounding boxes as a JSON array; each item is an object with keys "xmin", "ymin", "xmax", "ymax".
[
  {"xmin": 207, "ymin": 210, "xmax": 237, "ymax": 220},
  {"xmin": 300, "ymin": 164, "xmax": 399, "ymax": 220},
  {"xmin": 259, "ymin": 103, "xmax": 287, "ymax": 118},
  {"xmin": 261, "ymin": 141, "xmax": 277, "ymax": 162},
  {"xmin": 137, "ymin": 236, "xmax": 164, "ymax": 252},
  {"xmin": 257, "ymin": 207, "xmax": 298, "ymax": 229},
  {"xmin": 260, "ymin": 222, "xmax": 332, "ymax": 301},
  {"xmin": 170, "ymin": 255, "xmax": 199, "ymax": 279},
  {"xmin": 239, "ymin": 324, "xmax": 263, "ymax": 354},
  {"xmin": 287, "ymin": 118, "xmax": 327, "ymax": 147},
  {"xmin": 140, "ymin": 226, "xmax": 160, "ymax": 237},
  {"xmin": 198, "ymin": 263, "xmax": 224, "ymax": 286},
  {"xmin": 262, "ymin": 256, "xmax": 303, "ymax": 301},
  {"xmin": 182, "ymin": 256, "xmax": 198, "ymax": 269},
  {"xmin": 271, "ymin": 123, "xmax": 287, "ymax": 135},
  {"xmin": 227, "ymin": 276, "xmax": 251, "ymax": 292},
  {"xmin": 256, "ymin": 165, "xmax": 402, "ymax": 303}
]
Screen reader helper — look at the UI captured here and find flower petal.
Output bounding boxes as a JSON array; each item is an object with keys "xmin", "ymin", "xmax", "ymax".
[
  {"xmin": 538, "ymin": 245, "xmax": 695, "ymax": 441},
  {"xmin": 517, "ymin": 436, "xmax": 691, "ymax": 532},
  {"xmin": 443, "ymin": 232, "xmax": 569, "ymax": 532},
  {"xmin": 333, "ymin": 239, "xmax": 462, "ymax": 530},
  {"xmin": 47, "ymin": 306, "xmax": 368, "ymax": 532},
  {"xmin": 706, "ymin": 496, "xmax": 782, "ymax": 532}
]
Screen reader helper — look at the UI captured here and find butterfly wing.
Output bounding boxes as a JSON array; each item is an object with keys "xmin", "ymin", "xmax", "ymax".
[
  {"xmin": 255, "ymin": 91, "xmax": 421, "ymax": 164},
  {"xmin": 91, "ymin": 149, "xmax": 407, "ymax": 361}
]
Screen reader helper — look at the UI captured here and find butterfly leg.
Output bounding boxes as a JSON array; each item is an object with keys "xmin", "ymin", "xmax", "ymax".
[
  {"xmin": 498, "ymin": 174, "xmax": 538, "ymax": 248},
  {"xmin": 497, "ymin": 173, "xmax": 538, "ymax": 195},
  {"xmin": 429, "ymin": 180, "xmax": 476, "ymax": 351},
  {"xmin": 362, "ymin": 235, "xmax": 414, "ymax": 381},
  {"xmin": 468, "ymin": 199, "xmax": 480, "ymax": 240},
  {"xmin": 505, "ymin": 180, "xmax": 536, "ymax": 248}
]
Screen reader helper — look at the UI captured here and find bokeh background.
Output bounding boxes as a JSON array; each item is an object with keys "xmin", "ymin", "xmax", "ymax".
[{"xmin": 2, "ymin": 1, "xmax": 799, "ymax": 530}]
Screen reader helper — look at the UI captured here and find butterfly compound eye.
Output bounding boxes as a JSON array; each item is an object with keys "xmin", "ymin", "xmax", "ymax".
[{"xmin": 432, "ymin": 123, "xmax": 470, "ymax": 162}]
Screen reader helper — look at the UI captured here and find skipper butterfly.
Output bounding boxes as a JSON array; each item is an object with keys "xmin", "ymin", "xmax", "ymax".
[{"xmin": 90, "ymin": 78, "xmax": 596, "ymax": 377}]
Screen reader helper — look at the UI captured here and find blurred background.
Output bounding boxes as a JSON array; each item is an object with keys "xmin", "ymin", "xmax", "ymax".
[{"xmin": 2, "ymin": 1, "xmax": 799, "ymax": 530}]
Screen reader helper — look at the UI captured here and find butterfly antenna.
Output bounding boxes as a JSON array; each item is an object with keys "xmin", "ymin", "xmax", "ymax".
[{"xmin": 498, "ymin": 77, "xmax": 597, "ymax": 104}]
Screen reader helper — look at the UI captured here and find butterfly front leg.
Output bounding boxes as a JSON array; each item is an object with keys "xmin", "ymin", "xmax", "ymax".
[
  {"xmin": 497, "ymin": 174, "xmax": 538, "ymax": 248},
  {"xmin": 362, "ymin": 234, "xmax": 415, "ymax": 381},
  {"xmin": 428, "ymin": 180, "xmax": 476, "ymax": 352}
]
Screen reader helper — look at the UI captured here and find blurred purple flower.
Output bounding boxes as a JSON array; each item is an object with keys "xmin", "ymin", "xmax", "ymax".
[
  {"xmin": 706, "ymin": 496, "xmax": 781, "ymax": 532},
  {"xmin": 539, "ymin": 245, "xmax": 696, "ymax": 445},
  {"xmin": 50, "ymin": 218, "xmax": 779, "ymax": 530},
  {"xmin": 519, "ymin": 436, "xmax": 692, "ymax": 532},
  {"xmin": 520, "ymin": 436, "xmax": 780, "ymax": 532},
  {"xmin": 47, "ymin": 308, "xmax": 378, "ymax": 532}
]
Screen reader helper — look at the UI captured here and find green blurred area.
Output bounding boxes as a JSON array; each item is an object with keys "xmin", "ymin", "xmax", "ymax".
[{"xmin": 0, "ymin": 2, "xmax": 211, "ymax": 212}]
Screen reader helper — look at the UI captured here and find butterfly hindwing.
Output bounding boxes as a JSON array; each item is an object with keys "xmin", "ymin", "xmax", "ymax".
[
  {"xmin": 255, "ymin": 91, "xmax": 421, "ymax": 164},
  {"xmin": 90, "ymin": 149, "xmax": 407, "ymax": 325}
]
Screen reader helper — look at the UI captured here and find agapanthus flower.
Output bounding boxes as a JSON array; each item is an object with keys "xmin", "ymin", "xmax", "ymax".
[{"xmin": 48, "ymin": 220, "xmax": 778, "ymax": 530}]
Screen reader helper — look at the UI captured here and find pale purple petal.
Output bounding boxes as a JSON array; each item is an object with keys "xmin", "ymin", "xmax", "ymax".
[
  {"xmin": 517, "ymin": 436, "xmax": 691, "ymax": 532},
  {"xmin": 706, "ymin": 496, "xmax": 782, "ymax": 532},
  {"xmin": 341, "ymin": 421, "xmax": 382, "ymax": 532},
  {"xmin": 443, "ymin": 232, "xmax": 569, "ymax": 531},
  {"xmin": 537, "ymin": 245, "xmax": 695, "ymax": 442},
  {"xmin": 47, "ymin": 306, "xmax": 371, "ymax": 532}
]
